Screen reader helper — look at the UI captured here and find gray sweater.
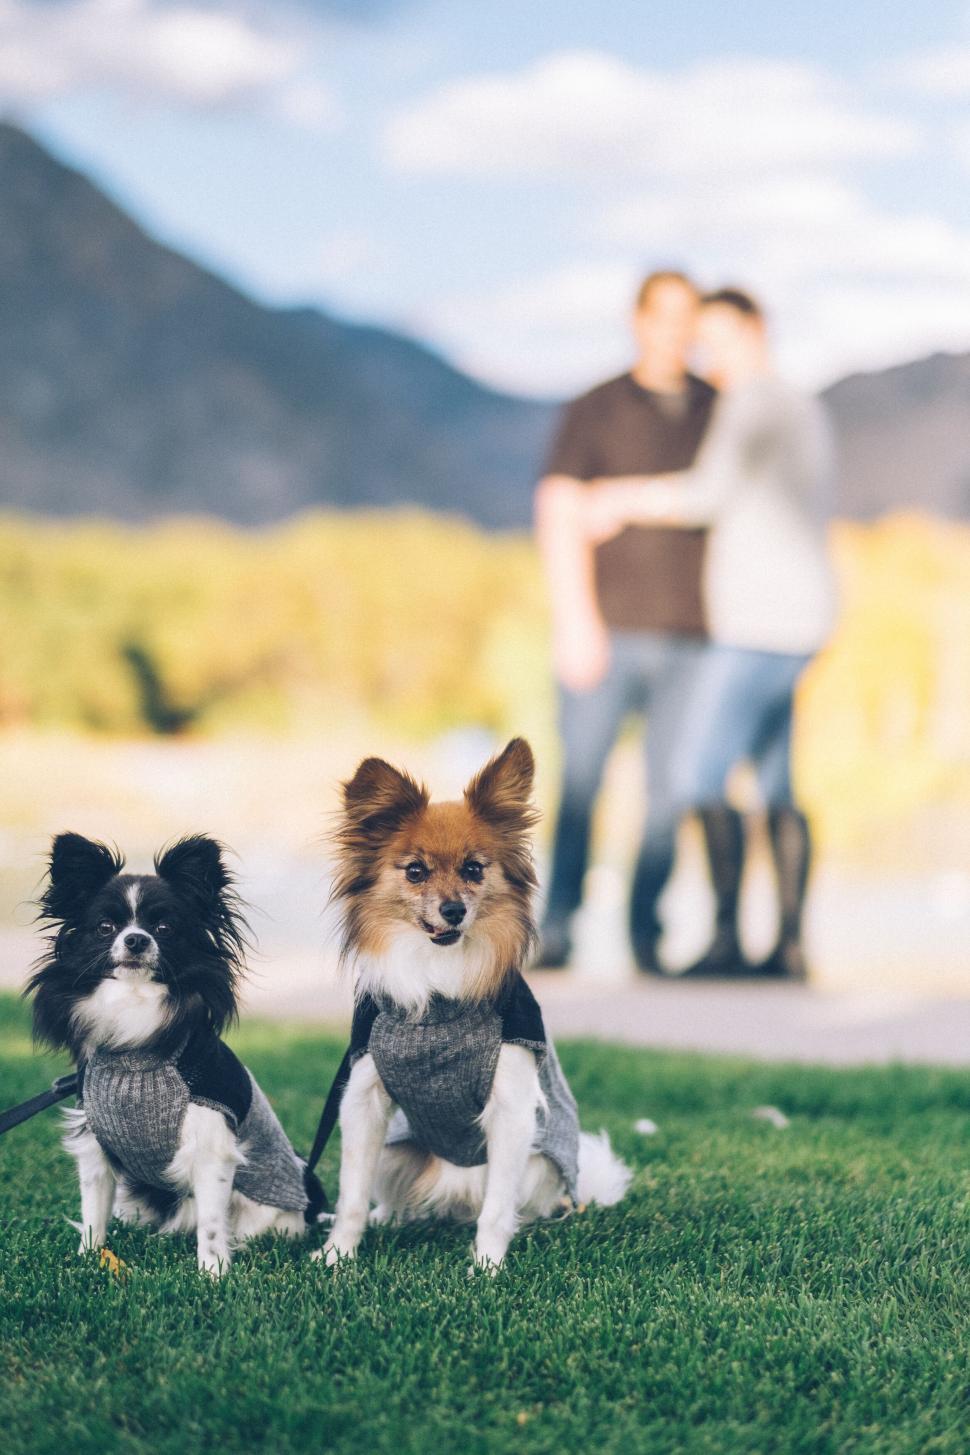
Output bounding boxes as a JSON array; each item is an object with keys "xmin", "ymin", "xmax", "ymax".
[
  {"xmin": 350, "ymin": 974, "xmax": 580, "ymax": 1201},
  {"xmin": 78, "ymin": 1030, "xmax": 310, "ymax": 1213}
]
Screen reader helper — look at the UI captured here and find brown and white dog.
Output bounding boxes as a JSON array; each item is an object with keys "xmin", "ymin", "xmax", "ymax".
[{"xmin": 318, "ymin": 738, "xmax": 630, "ymax": 1272}]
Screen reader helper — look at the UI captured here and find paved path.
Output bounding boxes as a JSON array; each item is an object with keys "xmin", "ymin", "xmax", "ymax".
[
  {"xmin": 232, "ymin": 953, "xmax": 970, "ymax": 1066},
  {"xmin": 531, "ymin": 976, "xmax": 970, "ymax": 1066}
]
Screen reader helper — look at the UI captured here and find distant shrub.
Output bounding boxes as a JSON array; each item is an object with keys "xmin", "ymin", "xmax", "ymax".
[
  {"xmin": 1, "ymin": 508, "xmax": 968, "ymax": 845},
  {"xmin": 0, "ymin": 509, "xmax": 550, "ymax": 741}
]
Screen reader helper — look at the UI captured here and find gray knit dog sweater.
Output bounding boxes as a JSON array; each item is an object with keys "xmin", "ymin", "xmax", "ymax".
[
  {"xmin": 77, "ymin": 1029, "xmax": 310, "ymax": 1213},
  {"xmin": 349, "ymin": 972, "xmax": 580, "ymax": 1201}
]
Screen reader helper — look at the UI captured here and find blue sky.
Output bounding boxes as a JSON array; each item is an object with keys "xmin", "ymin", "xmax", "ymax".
[{"xmin": 6, "ymin": 0, "xmax": 970, "ymax": 396}]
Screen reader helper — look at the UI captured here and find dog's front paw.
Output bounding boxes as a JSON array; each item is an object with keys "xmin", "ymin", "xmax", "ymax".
[
  {"xmin": 197, "ymin": 1237, "xmax": 231, "ymax": 1278},
  {"xmin": 315, "ymin": 1239, "xmax": 357, "ymax": 1269},
  {"xmin": 472, "ymin": 1220, "xmax": 511, "ymax": 1273},
  {"xmin": 73, "ymin": 1224, "xmax": 106, "ymax": 1256},
  {"xmin": 312, "ymin": 1217, "xmax": 362, "ymax": 1267},
  {"xmin": 468, "ymin": 1256, "xmax": 501, "ymax": 1278},
  {"xmin": 470, "ymin": 1245, "xmax": 504, "ymax": 1276},
  {"xmin": 198, "ymin": 1251, "xmax": 230, "ymax": 1278}
]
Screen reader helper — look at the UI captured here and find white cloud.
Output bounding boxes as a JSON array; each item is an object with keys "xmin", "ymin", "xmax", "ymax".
[
  {"xmin": 788, "ymin": 282, "xmax": 970, "ymax": 385},
  {"xmin": 421, "ymin": 170, "xmax": 970, "ymax": 397},
  {"xmin": 602, "ymin": 174, "xmax": 970, "ymax": 294},
  {"xmin": 422, "ymin": 260, "xmax": 638, "ymax": 396},
  {"xmin": 444, "ymin": 260, "xmax": 639, "ymax": 333},
  {"xmin": 885, "ymin": 45, "xmax": 970, "ymax": 97},
  {"xmin": 0, "ymin": 0, "xmax": 339, "ymax": 127},
  {"xmin": 605, "ymin": 174, "xmax": 861, "ymax": 247},
  {"xmin": 384, "ymin": 51, "xmax": 917, "ymax": 178}
]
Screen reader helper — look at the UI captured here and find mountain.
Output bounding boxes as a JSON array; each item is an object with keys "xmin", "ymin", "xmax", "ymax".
[
  {"xmin": 0, "ymin": 122, "xmax": 555, "ymax": 529},
  {"xmin": 2, "ymin": 121, "xmax": 969, "ymax": 528},
  {"xmin": 822, "ymin": 352, "xmax": 970, "ymax": 520}
]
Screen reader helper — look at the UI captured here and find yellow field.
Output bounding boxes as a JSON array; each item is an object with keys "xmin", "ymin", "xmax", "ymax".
[{"xmin": 2, "ymin": 507, "xmax": 969, "ymax": 855}]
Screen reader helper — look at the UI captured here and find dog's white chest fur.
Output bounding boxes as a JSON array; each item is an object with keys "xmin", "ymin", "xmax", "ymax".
[
  {"xmin": 72, "ymin": 977, "xmax": 170, "ymax": 1054},
  {"xmin": 353, "ymin": 927, "xmax": 495, "ymax": 1017}
]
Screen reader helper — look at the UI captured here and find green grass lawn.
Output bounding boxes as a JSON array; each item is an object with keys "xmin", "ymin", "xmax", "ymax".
[{"xmin": 1, "ymin": 992, "xmax": 968, "ymax": 1455}]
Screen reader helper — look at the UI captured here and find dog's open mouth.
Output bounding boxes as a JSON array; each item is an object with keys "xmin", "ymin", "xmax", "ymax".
[{"xmin": 421, "ymin": 920, "xmax": 462, "ymax": 947}]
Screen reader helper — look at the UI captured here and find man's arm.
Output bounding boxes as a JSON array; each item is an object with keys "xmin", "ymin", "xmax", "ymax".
[{"xmin": 535, "ymin": 474, "xmax": 610, "ymax": 693}]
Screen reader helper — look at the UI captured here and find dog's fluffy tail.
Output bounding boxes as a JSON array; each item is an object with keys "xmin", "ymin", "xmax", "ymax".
[{"xmin": 576, "ymin": 1130, "xmax": 632, "ymax": 1207}]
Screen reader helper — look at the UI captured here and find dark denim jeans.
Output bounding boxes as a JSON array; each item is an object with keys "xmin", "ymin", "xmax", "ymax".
[
  {"xmin": 665, "ymin": 644, "xmax": 811, "ymax": 811},
  {"xmin": 543, "ymin": 630, "xmax": 704, "ymax": 953}
]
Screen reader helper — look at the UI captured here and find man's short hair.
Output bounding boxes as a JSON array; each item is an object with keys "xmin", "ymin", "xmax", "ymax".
[
  {"xmin": 635, "ymin": 270, "xmax": 697, "ymax": 310},
  {"xmin": 701, "ymin": 287, "xmax": 764, "ymax": 320}
]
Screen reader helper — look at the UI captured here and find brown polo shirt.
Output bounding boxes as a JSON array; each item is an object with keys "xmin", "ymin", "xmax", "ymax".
[{"xmin": 544, "ymin": 371, "xmax": 716, "ymax": 635}]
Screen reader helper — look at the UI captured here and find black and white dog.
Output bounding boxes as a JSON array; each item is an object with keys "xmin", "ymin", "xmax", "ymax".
[{"xmin": 27, "ymin": 832, "xmax": 323, "ymax": 1275}]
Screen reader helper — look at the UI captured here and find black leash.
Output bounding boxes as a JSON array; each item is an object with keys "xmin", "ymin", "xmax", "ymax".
[
  {"xmin": 305, "ymin": 1046, "xmax": 352, "ymax": 1176},
  {"xmin": 299, "ymin": 1045, "xmax": 353, "ymax": 1221},
  {"xmin": 0, "ymin": 1072, "xmax": 78, "ymax": 1138}
]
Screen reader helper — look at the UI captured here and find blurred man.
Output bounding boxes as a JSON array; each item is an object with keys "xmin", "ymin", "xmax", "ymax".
[{"xmin": 534, "ymin": 271, "xmax": 717, "ymax": 970}]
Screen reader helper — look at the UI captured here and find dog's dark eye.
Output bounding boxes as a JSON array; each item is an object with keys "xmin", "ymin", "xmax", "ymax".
[
  {"xmin": 460, "ymin": 861, "xmax": 484, "ymax": 883},
  {"xmin": 154, "ymin": 922, "xmax": 171, "ymax": 936},
  {"xmin": 404, "ymin": 862, "xmax": 429, "ymax": 884},
  {"xmin": 96, "ymin": 919, "xmax": 115, "ymax": 936}
]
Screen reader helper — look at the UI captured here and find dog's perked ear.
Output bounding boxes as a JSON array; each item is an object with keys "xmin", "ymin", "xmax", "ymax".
[
  {"xmin": 155, "ymin": 836, "xmax": 248, "ymax": 994},
  {"xmin": 464, "ymin": 738, "xmax": 537, "ymax": 827},
  {"xmin": 155, "ymin": 835, "xmax": 232, "ymax": 905},
  {"xmin": 342, "ymin": 757, "xmax": 429, "ymax": 839},
  {"xmin": 41, "ymin": 833, "xmax": 124, "ymax": 921}
]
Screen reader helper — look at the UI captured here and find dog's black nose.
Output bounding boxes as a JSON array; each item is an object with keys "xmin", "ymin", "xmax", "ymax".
[
  {"xmin": 124, "ymin": 931, "xmax": 151, "ymax": 955},
  {"xmin": 439, "ymin": 900, "xmax": 466, "ymax": 926}
]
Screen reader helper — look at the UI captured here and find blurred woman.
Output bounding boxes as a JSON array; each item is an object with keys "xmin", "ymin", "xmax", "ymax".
[{"xmin": 583, "ymin": 289, "xmax": 837, "ymax": 979}]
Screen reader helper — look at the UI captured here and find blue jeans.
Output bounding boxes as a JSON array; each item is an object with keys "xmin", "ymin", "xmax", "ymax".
[
  {"xmin": 544, "ymin": 630, "xmax": 704, "ymax": 949},
  {"xmin": 666, "ymin": 644, "xmax": 811, "ymax": 811}
]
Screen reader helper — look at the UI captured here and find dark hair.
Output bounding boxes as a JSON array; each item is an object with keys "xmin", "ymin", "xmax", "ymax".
[
  {"xmin": 701, "ymin": 287, "xmax": 764, "ymax": 320},
  {"xmin": 635, "ymin": 269, "xmax": 697, "ymax": 310}
]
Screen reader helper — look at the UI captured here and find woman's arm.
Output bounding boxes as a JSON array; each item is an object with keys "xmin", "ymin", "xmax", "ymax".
[
  {"xmin": 582, "ymin": 391, "xmax": 753, "ymax": 541},
  {"xmin": 583, "ymin": 473, "xmax": 715, "ymax": 540}
]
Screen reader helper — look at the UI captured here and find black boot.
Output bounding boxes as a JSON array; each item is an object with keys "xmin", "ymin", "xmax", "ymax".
[
  {"xmin": 753, "ymin": 807, "xmax": 812, "ymax": 982},
  {"xmin": 629, "ymin": 835, "xmax": 677, "ymax": 975},
  {"xmin": 679, "ymin": 805, "xmax": 747, "ymax": 978}
]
